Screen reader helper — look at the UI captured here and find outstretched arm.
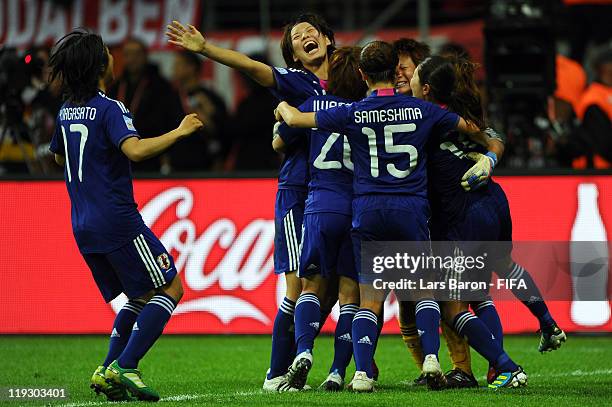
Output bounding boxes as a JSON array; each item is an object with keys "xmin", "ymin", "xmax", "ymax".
[
  {"xmin": 166, "ymin": 21, "xmax": 275, "ymax": 88},
  {"xmin": 121, "ymin": 114, "xmax": 203, "ymax": 162},
  {"xmin": 275, "ymin": 102, "xmax": 316, "ymax": 128}
]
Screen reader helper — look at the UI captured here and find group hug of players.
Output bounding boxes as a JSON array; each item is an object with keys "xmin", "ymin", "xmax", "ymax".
[
  {"xmin": 48, "ymin": 12, "xmax": 568, "ymax": 403},
  {"xmin": 167, "ymin": 13, "xmax": 569, "ymax": 393}
]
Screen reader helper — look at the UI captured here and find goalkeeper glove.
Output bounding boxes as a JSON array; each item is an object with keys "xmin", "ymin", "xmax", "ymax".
[{"xmin": 461, "ymin": 151, "xmax": 497, "ymax": 191}]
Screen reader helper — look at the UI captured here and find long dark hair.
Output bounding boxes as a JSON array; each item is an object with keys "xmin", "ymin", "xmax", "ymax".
[
  {"xmin": 418, "ymin": 55, "xmax": 484, "ymax": 130},
  {"xmin": 280, "ymin": 13, "xmax": 335, "ymax": 69},
  {"xmin": 49, "ymin": 29, "xmax": 109, "ymax": 105},
  {"xmin": 328, "ymin": 46, "xmax": 367, "ymax": 101}
]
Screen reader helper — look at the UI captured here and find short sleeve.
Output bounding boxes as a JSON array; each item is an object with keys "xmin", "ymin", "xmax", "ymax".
[
  {"xmin": 103, "ymin": 101, "xmax": 140, "ymax": 149},
  {"xmin": 270, "ymin": 66, "xmax": 315, "ymax": 105},
  {"xmin": 315, "ymin": 104, "xmax": 352, "ymax": 134},
  {"xmin": 430, "ymin": 103, "xmax": 460, "ymax": 135},
  {"xmin": 49, "ymin": 121, "xmax": 63, "ymax": 155}
]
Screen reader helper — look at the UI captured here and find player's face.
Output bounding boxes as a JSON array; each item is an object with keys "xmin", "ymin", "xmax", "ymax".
[
  {"xmin": 396, "ymin": 54, "xmax": 416, "ymax": 95},
  {"xmin": 290, "ymin": 22, "xmax": 331, "ymax": 67},
  {"xmin": 410, "ymin": 65, "xmax": 424, "ymax": 99}
]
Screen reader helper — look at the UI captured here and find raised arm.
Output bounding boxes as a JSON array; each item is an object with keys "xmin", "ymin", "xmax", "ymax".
[
  {"xmin": 121, "ymin": 114, "xmax": 203, "ymax": 162},
  {"xmin": 275, "ymin": 102, "xmax": 317, "ymax": 128},
  {"xmin": 166, "ymin": 21, "xmax": 275, "ymax": 87}
]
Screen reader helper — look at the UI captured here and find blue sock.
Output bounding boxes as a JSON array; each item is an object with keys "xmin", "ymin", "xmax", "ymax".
[
  {"xmin": 454, "ymin": 311, "xmax": 518, "ymax": 372},
  {"xmin": 473, "ymin": 299, "xmax": 504, "ymax": 348},
  {"xmin": 330, "ymin": 303, "xmax": 358, "ymax": 378},
  {"xmin": 352, "ymin": 309, "xmax": 378, "ymax": 378},
  {"xmin": 102, "ymin": 300, "xmax": 145, "ymax": 367},
  {"xmin": 267, "ymin": 297, "xmax": 296, "ymax": 379},
  {"xmin": 415, "ymin": 300, "xmax": 441, "ymax": 356},
  {"xmin": 117, "ymin": 293, "xmax": 176, "ymax": 369},
  {"xmin": 294, "ymin": 293, "xmax": 321, "ymax": 355},
  {"xmin": 506, "ymin": 263, "xmax": 556, "ymax": 330}
]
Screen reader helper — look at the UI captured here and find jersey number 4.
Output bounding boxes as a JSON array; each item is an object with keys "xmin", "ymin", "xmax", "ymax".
[
  {"xmin": 61, "ymin": 124, "xmax": 88, "ymax": 182},
  {"xmin": 362, "ymin": 124, "xmax": 418, "ymax": 178}
]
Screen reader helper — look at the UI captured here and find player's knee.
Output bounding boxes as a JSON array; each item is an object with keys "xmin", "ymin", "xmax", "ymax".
[
  {"xmin": 284, "ymin": 271, "xmax": 302, "ymax": 301},
  {"xmin": 442, "ymin": 301, "xmax": 468, "ymax": 323},
  {"xmin": 161, "ymin": 276, "xmax": 184, "ymax": 303},
  {"xmin": 338, "ymin": 277, "xmax": 359, "ymax": 304}
]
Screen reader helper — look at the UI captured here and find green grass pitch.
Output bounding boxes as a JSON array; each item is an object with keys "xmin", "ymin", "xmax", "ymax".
[{"xmin": 1, "ymin": 335, "xmax": 611, "ymax": 406}]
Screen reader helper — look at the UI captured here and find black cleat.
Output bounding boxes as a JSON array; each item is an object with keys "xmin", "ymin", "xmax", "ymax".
[{"xmin": 445, "ymin": 369, "xmax": 478, "ymax": 389}]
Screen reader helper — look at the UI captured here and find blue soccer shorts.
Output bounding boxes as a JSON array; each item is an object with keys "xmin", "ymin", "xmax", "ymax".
[
  {"xmin": 82, "ymin": 226, "xmax": 177, "ymax": 302},
  {"xmin": 299, "ymin": 212, "xmax": 357, "ymax": 280},
  {"xmin": 273, "ymin": 188, "xmax": 307, "ymax": 275},
  {"xmin": 351, "ymin": 195, "xmax": 431, "ymax": 284}
]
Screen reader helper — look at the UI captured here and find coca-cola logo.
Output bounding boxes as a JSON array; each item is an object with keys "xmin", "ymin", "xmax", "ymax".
[
  {"xmin": 110, "ymin": 186, "xmax": 402, "ymax": 326},
  {"xmin": 111, "ymin": 186, "xmax": 275, "ymax": 324}
]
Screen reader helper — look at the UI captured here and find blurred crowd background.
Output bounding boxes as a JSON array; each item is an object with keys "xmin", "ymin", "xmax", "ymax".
[{"xmin": 0, "ymin": 0, "xmax": 611, "ymax": 176}]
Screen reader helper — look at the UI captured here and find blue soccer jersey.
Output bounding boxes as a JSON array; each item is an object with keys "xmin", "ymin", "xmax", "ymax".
[
  {"xmin": 315, "ymin": 89, "xmax": 459, "ymax": 197},
  {"xmin": 428, "ymin": 126, "xmax": 501, "ymax": 224},
  {"xmin": 279, "ymin": 94, "xmax": 354, "ymax": 215},
  {"xmin": 50, "ymin": 91, "xmax": 146, "ymax": 254},
  {"xmin": 271, "ymin": 66, "xmax": 327, "ymax": 191}
]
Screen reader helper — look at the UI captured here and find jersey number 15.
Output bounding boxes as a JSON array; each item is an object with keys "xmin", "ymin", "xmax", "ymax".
[{"xmin": 362, "ymin": 123, "xmax": 418, "ymax": 178}]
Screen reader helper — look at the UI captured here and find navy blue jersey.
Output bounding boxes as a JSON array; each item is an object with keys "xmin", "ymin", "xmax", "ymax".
[
  {"xmin": 271, "ymin": 66, "xmax": 327, "ymax": 191},
  {"xmin": 50, "ymin": 91, "xmax": 145, "ymax": 253},
  {"xmin": 301, "ymin": 95, "xmax": 354, "ymax": 215},
  {"xmin": 428, "ymin": 126, "xmax": 499, "ymax": 224},
  {"xmin": 270, "ymin": 66, "xmax": 327, "ymax": 106},
  {"xmin": 315, "ymin": 89, "xmax": 459, "ymax": 197}
]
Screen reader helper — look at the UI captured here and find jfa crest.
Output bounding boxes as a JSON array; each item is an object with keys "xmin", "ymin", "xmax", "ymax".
[{"xmin": 156, "ymin": 253, "xmax": 171, "ymax": 270}]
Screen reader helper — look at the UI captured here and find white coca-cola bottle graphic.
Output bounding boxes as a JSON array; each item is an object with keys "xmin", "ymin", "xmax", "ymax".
[{"xmin": 570, "ymin": 183, "xmax": 610, "ymax": 326}]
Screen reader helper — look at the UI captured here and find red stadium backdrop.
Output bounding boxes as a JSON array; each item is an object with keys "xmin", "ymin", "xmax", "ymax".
[{"xmin": 1, "ymin": 176, "xmax": 611, "ymax": 334}]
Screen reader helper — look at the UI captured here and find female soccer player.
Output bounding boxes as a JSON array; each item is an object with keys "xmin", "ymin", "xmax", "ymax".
[
  {"xmin": 49, "ymin": 30, "xmax": 203, "ymax": 401},
  {"xmin": 272, "ymin": 46, "xmax": 368, "ymax": 391},
  {"xmin": 410, "ymin": 55, "xmax": 565, "ymax": 389},
  {"xmin": 275, "ymin": 40, "xmax": 496, "ymax": 392},
  {"xmin": 166, "ymin": 13, "xmax": 339, "ymax": 391}
]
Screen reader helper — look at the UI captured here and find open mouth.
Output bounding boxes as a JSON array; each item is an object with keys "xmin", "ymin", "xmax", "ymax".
[
  {"xmin": 396, "ymin": 81, "xmax": 408, "ymax": 88},
  {"xmin": 303, "ymin": 40, "xmax": 319, "ymax": 55}
]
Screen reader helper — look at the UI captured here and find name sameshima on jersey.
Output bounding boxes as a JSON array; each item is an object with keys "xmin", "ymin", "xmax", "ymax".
[
  {"xmin": 354, "ymin": 107, "xmax": 422, "ymax": 124},
  {"xmin": 59, "ymin": 106, "xmax": 97, "ymax": 121}
]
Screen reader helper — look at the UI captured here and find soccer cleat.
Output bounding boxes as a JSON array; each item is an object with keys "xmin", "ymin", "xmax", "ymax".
[
  {"xmin": 350, "ymin": 371, "xmax": 375, "ymax": 392},
  {"xmin": 445, "ymin": 369, "xmax": 478, "ymax": 389},
  {"xmin": 319, "ymin": 371, "xmax": 344, "ymax": 392},
  {"xmin": 263, "ymin": 373, "xmax": 288, "ymax": 392},
  {"xmin": 411, "ymin": 373, "xmax": 427, "ymax": 386},
  {"xmin": 90, "ymin": 365, "xmax": 130, "ymax": 401},
  {"xmin": 488, "ymin": 366, "xmax": 528, "ymax": 389},
  {"xmin": 422, "ymin": 354, "xmax": 446, "ymax": 390},
  {"xmin": 105, "ymin": 360, "xmax": 160, "ymax": 401},
  {"xmin": 285, "ymin": 351, "xmax": 313, "ymax": 390},
  {"xmin": 539, "ymin": 324, "xmax": 567, "ymax": 353}
]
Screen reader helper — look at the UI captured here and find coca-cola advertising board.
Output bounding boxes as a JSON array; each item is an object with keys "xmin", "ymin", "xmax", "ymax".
[{"xmin": 0, "ymin": 176, "xmax": 611, "ymax": 334}]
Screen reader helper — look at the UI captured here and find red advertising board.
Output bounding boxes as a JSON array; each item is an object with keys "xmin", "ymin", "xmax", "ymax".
[{"xmin": 0, "ymin": 176, "xmax": 611, "ymax": 334}]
